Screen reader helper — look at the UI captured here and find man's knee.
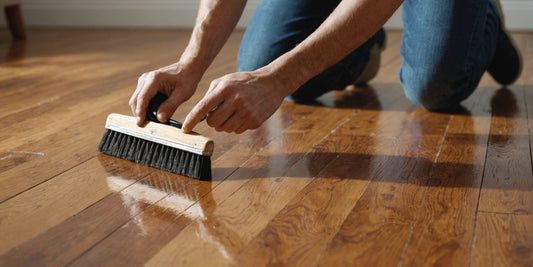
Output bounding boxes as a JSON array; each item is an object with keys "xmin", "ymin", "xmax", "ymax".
[
  {"xmin": 400, "ymin": 72, "xmax": 450, "ymax": 111},
  {"xmin": 399, "ymin": 65, "xmax": 477, "ymax": 112}
]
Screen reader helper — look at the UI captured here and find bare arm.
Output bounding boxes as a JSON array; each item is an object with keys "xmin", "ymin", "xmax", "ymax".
[
  {"xmin": 182, "ymin": 0, "xmax": 403, "ymax": 133},
  {"xmin": 129, "ymin": 0, "xmax": 247, "ymax": 125},
  {"xmin": 266, "ymin": 0, "xmax": 403, "ymax": 95},
  {"xmin": 180, "ymin": 0, "xmax": 247, "ymax": 77}
]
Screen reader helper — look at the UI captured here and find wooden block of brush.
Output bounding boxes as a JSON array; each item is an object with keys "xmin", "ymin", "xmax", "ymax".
[{"xmin": 105, "ymin": 113, "xmax": 214, "ymax": 156}]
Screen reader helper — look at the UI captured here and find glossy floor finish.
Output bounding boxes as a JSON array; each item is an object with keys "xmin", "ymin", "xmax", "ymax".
[{"xmin": 0, "ymin": 29, "xmax": 532, "ymax": 266}]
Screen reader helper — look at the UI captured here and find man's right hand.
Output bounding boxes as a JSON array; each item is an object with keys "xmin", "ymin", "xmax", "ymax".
[{"xmin": 129, "ymin": 62, "xmax": 200, "ymax": 126}]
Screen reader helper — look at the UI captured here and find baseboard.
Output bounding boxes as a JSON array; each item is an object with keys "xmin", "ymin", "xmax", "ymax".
[
  {"xmin": 0, "ymin": 1, "xmax": 258, "ymax": 28},
  {"xmin": 500, "ymin": 1, "xmax": 533, "ymax": 30},
  {"xmin": 0, "ymin": 1, "xmax": 531, "ymax": 30}
]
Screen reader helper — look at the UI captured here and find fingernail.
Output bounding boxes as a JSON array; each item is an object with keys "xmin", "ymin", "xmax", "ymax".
[
  {"xmin": 182, "ymin": 123, "xmax": 190, "ymax": 133},
  {"xmin": 157, "ymin": 112, "xmax": 167, "ymax": 122}
]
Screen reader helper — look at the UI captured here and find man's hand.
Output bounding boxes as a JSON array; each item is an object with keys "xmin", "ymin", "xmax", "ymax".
[
  {"xmin": 129, "ymin": 63, "xmax": 201, "ymax": 125},
  {"xmin": 182, "ymin": 71, "xmax": 287, "ymax": 134}
]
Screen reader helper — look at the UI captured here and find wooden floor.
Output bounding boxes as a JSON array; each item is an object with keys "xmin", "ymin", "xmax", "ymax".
[{"xmin": 0, "ymin": 28, "xmax": 532, "ymax": 266}]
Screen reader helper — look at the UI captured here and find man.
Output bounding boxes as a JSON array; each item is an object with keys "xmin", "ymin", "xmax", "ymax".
[{"xmin": 129, "ymin": 0, "xmax": 521, "ymax": 134}]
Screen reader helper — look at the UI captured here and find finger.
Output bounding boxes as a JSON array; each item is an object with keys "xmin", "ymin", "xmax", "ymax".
[
  {"xmin": 129, "ymin": 92, "xmax": 137, "ymax": 116},
  {"xmin": 183, "ymin": 91, "xmax": 224, "ymax": 133},
  {"xmin": 234, "ymin": 124, "xmax": 248, "ymax": 134},
  {"xmin": 218, "ymin": 111, "xmax": 245, "ymax": 133},
  {"xmin": 205, "ymin": 100, "xmax": 234, "ymax": 128},
  {"xmin": 129, "ymin": 97, "xmax": 137, "ymax": 118},
  {"xmin": 129, "ymin": 75, "xmax": 145, "ymax": 116},
  {"xmin": 134, "ymin": 74, "xmax": 159, "ymax": 125}
]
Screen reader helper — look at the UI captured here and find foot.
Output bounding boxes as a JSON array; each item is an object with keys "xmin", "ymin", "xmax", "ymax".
[
  {"xmin": 353, "ymin": 28, "xmax": 386, "ymax": 86},
  {"xmin": 487, "ymin": 0, "xmax": 522, "ymax": 86}
]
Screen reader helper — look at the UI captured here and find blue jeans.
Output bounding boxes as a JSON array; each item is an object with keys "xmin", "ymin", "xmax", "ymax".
[{"xmin": 237, "ymin": 0, "xmax": 500, "ymax": 110}]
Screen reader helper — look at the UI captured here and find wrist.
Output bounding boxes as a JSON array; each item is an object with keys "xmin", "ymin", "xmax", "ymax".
[
  {"xmin": 258, "ymin": 54, "xmax": 312, "ymax": 97},
  {"xmin": 168, "ymin": 57, "xmax": 205, "ymax": 84}
]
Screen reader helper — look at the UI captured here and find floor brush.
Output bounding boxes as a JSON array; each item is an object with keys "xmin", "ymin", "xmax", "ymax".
[{"xmin": 97, "ymin": 93, "xmax": 213, "ymax": 180}]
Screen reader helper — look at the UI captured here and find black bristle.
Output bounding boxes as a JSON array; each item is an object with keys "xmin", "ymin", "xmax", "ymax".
[{"xmin": 97, "ymin": 129, "xmax": 212, "ymax": 180}]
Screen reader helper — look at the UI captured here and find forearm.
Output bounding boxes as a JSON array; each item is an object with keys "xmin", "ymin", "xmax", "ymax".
[
  {"xmin": 263, "ymin": 0, "xmax": 403, "ymax": 95},
  {"xmin": 180, "ymin": 0, "xmax": 247, "ymax": 79}
]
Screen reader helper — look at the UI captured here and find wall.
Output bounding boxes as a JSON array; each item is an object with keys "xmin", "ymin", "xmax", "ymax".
[{"xmin": 0, "ymin": 0, "xmax": 532, "ymax": 30}]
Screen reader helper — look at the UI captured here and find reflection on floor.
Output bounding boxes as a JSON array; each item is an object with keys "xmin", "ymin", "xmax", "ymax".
[{"xmin": 0, "ymin": 29, "xmax": 532, "ymax": 266}]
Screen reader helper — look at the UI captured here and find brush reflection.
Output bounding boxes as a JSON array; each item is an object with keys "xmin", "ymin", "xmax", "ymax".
[
  {"xmin": 103, "ymin": 168, "xmax": 235, "ymax": 261},
  {"xmin": 106, "ymin": 175, "xmax": 204, "ymax": 219}
]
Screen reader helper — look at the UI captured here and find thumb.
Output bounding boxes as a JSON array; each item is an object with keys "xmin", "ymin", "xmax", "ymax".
[{"xmin": 156, "ymin": 94, "xmax": 184, "ymax": 122}]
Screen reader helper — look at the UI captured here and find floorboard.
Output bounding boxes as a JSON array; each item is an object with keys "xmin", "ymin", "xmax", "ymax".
[
  {"xmin": 477, "ymin": 34, "xmax": 533, "ymax": 216},
  {"xmin": 400, "ymin": 70, "xmax": 496, "ymax": 266},
  {"xmin": 0, "ymin": 28, "xmax": 531, "ymax": 266}
]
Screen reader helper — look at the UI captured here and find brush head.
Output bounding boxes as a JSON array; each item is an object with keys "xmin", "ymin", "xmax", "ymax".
[
  {"xmin": 97, "ymin": 113, "xmax": 213, "ymax": 180},
  {"xmin": 103, "ymin": 113, "xmax": 214, "ymax": 156},
  {"xmin": 98, "ymin": 128, "xmax": 212, "ymax": 180},
  {"xmin": 98, "ymin": 92, "xmax": 213, "ymax": 180}
]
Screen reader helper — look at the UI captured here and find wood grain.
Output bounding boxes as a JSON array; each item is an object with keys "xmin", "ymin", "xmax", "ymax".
[
  {"xmin": 471, "ymin": 213, "xmax": 533, "ymax": 266},
  {"xmin": 73, "ymin": 104, "xmax": 354, "ymax": 266},
  {"xmin": 469, "ymin": 31, "xmax": 533, "ymax": 267},
  {"xmin": 0, "ymin": 29, "xmax": 531, "ymax": 266},
  {"xmin": 314, "ymin": 137, "xmax": 446, "ymax": 266},
  {"xmin": 0, "ymin": 156, "xmax": 156, "ymax": 266},
  {"xmin": 60, "ymin": 103, "xmax": 315, "ymax": 267},
  {"xmin": 233, "ymin": 81, "xmax": 420, "ymax": 266},
  {"xmin": 0, "ymin": 30, "xmax": 244, "ymax": 203},
  {"xmin": 477, "ymin": 35, "xmax": 533, "ymax": 215},
  {"xmin": 399, "ymin": 77, "xmax": 496, "ymax": 266},
  {"xmin": 0, "ymin": 157, "xmax": 150, "ymax": 255}
]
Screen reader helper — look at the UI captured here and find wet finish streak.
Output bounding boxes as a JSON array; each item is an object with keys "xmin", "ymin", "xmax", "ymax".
[{"xmin": 0, "ymin": 29, "xmax": 532, "ymax": 266}]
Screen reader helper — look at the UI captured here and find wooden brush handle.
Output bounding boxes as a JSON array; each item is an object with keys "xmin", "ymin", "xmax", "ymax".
[{"xmin": 105, "ymin": 113, "xmax": 214, "ymax": 156}]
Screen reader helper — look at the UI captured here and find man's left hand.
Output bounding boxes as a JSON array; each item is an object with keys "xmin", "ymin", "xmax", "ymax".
[{"xmin": 182, "ymin": 71, "xmax": 287, "ymax": 134}]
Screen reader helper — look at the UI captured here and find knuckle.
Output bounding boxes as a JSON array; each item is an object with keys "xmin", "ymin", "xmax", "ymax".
[
  {"xmin": 142, "ymin": 71, "xmax": 158, "ymax": 83},
  {"xmin": 218, "ymin": 79, "xmax": 229, "ymax": 87},
  {"xmin": 218, "ymin": 81, "xmax": 233, "ymax": 95},
  {"xmin": 139, "ymin": 72, "xmax": 152, "ymax": 81},
  {"xmin": 152, "ymin": 71, "xmax": 163, "ymax": 80},
  {"xmin": 206, "ymin": 117, "xmax": 216, "ymax": 127},
  {"xmin": 241, "ymin": 106, "xmax": 252, "ymax": 116},
  {"xmin": 197, "ymin": 101, "xmax": 210, "ymax": 114},
  {"xmin": 249, "ymin": 116, "xmax": 262, "ymax": 129},
  {"xmin": 233, "ymin": 95, "xmax": 244, "ymax": 109}
]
